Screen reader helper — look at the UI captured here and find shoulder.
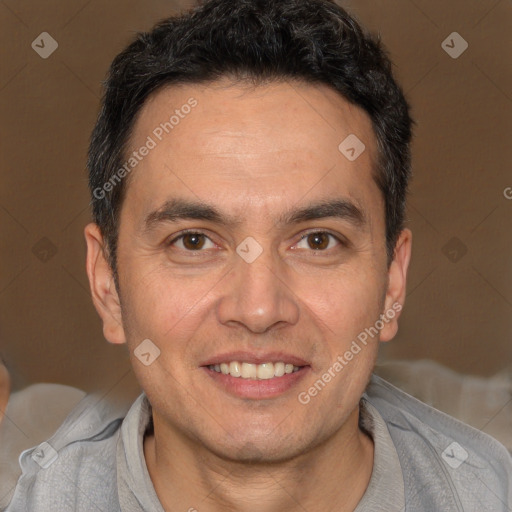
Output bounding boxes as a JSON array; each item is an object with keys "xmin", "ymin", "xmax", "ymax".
[
  {"xmin": 366, "ymin": 374, "xmax": 512, "ymax": 510},
  {"xmin": 5, "ymin": 392, "xmax": 137, "ymax": 512},
  {"xmin": 0, "ymin": 383, "xmax": 86, "ymax": 509}
]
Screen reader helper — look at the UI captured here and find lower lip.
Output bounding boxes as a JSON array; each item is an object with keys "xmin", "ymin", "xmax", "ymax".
[{"xmin": 202, "ymin": 366, "xmax": 310, "ymax": 399}]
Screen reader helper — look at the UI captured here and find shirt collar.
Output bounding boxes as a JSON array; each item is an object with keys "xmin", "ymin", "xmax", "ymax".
[{"xmin": 116, "ymin": 392, "xmax": 405, "ymax": 511}]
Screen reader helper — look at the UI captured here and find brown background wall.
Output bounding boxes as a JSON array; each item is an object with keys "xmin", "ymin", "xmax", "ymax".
[{"xmin": 1, "ymin": 0, "xmax": 511, "ymax": 395}]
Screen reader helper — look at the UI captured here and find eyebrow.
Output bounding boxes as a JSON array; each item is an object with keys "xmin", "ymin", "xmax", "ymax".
[
  {"xmin": 282, "ymin": 198, "xmax": 365, "ymax": 227},
  {"xmin": 144, "ymin": 197, "xmax": 366, "ymax": 231}
]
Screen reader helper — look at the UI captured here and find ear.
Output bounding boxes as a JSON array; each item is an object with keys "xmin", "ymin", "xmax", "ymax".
[
  {"xmin": 84, "ymin": 223, "xmax": 126, "ymax": 345},
  {"xmin": 379, "ymin": 228, "xmax": 412, "ymax": 342},
  {"xmin": 0, "ymin": 359, "xmax": 10, "ymax": 423}
]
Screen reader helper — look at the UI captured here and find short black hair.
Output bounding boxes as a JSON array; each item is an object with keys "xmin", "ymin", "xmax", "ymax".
[{"xmin": 88, "ymin": 0, "xmax": 413, "ymax": 276}]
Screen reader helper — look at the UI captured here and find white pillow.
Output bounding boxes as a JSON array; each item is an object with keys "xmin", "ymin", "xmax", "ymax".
[{"xmin": 375, "ymin": 359, "xmax": 512, "ymax": 453}]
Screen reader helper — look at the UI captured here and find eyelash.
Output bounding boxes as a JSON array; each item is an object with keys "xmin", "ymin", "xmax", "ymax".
[
  {"xmin": 167, "ymin": 229, "xmax": 217, "ymax": 250},
  {"xmin": 295, "ymin": 231, "xmax": 345, "ymax": 251},
  {"xmin": 167, "ymin": 229, "xmax": 347, "ymax": 252}
]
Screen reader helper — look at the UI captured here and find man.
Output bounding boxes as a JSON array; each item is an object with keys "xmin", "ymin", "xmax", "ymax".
[{"xmin": 7, "ymin": 0, "xmax": 512, "ymax": 510}]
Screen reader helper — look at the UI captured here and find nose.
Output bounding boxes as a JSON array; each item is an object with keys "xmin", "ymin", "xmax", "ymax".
[{"xmin": 215, "ymin": 249, "xmax": 300, "ymax": 334}]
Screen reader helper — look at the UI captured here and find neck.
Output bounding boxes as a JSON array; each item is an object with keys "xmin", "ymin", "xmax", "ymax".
[{"xmin": 144, "ymin": 405, "xmax": 374, "ymax": 512}]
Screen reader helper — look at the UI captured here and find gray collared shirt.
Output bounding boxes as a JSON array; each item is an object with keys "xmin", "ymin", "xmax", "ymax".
[
  {"xmin": 6, "ymin": 375, "xmax": 512, "ymax": 511},
  {"xmin": 115, "ymin": 393, "xmax": 405, "ymax": 511}
]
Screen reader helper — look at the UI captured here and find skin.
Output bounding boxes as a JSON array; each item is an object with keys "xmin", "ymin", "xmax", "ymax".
[
  {"xmin": 85, "ymin": 79, "xmax": 412, "ymax": 512},
  {"xmin": 0, "ymin": 360, "xmax": 10, "ymax": 424}
]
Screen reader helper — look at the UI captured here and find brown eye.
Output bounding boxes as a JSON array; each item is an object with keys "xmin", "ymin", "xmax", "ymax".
[
  {"xmin": 181, "ymin": 233, "xmax": 206, "ymax": 250},
  {"xmin": 307, "ymin": 232, "xmax": 330, "ymax": 250},
  {"xmin": 170, "ymin": 232, "xmax": 215, "ymax": 251},
  {"xmin": 294, "ymin": 232, "xmax": 341, "ymax": 251}
]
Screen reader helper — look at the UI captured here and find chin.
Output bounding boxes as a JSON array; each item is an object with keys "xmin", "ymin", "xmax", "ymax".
[{"xmin": 201, "ymin": 430, "xmax": 310, "ymax": 465}]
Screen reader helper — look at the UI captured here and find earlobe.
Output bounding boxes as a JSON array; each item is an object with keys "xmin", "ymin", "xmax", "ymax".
[
  {"xmin": 380, "ymin": 228, "xmax": 412, "ymax": 342},
  {"xmin": 84, "ymin": 223, "xmax": 126, "ymax": 345}
]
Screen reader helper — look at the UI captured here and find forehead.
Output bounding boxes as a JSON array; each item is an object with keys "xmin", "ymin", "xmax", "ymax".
[{"xmin": 123, "ymin": 79, "xmax": 381, "ymax": 224}]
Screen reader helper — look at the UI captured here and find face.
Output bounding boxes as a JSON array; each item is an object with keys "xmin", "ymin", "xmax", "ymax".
[{"xmin": 86, "ymin": 79, "xmax": 411, "ymax": 462}]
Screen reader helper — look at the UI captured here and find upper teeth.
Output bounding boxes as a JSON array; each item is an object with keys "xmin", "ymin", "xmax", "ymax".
[{"xmin": 209, "ymin": 361, "xmax": 301, "ymax": 380}]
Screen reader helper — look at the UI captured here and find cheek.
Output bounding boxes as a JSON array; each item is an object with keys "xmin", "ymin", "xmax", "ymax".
[
  {"xmin": 119, "ymin": 265, "xmax": 215, "ymax": 406},
  {"xmin": 296, "ymin": 265, "xmax": 386, "ymax": 339},
  {"xmin": 119, "ymin": 260, "xmax": 218, "ymax": 348}
]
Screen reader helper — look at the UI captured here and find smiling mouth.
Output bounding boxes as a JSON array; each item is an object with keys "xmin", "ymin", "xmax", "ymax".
[{"xmin": 207, "ymin": 361, "xmax": 303, "ymax": 380}]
